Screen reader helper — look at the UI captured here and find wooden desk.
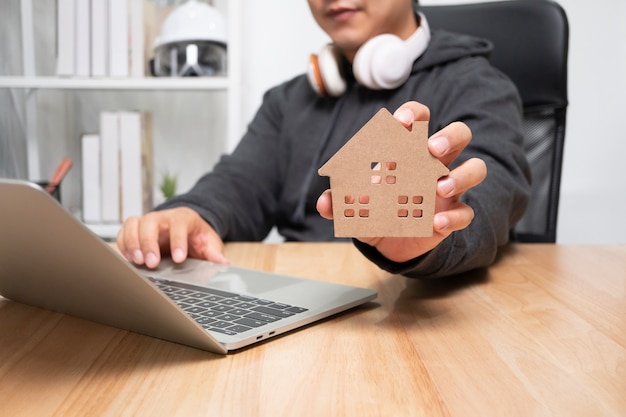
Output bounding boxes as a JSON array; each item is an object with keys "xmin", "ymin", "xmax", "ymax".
[{"xmin": 1, "ymin": 243, "xmax": 624, "ymax": 416}]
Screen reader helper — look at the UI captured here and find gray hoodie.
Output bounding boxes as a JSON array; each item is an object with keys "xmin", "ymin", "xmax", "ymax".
[{"xmin": 159, "ymin": 29, "xmax": 531, "ymax": 279}]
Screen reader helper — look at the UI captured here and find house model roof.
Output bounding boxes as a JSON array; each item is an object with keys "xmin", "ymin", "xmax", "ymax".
[{"xmin": 318, "ymin": 108, "xmax": 449, "ymax": 238}]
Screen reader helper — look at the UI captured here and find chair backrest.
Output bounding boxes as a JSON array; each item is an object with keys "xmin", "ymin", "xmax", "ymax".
[{"xmin": 422, "ymin": 0, "xmax": 569, "ymax": 243}]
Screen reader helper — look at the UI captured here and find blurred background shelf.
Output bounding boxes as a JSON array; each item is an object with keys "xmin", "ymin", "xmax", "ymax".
[
  {"xmin": 0, "ymin": 76, "xmax": 229, "ymax": 91},
  {"xmin": 1, "ymin": 0, "xmax": 243, "ymax": 239}
]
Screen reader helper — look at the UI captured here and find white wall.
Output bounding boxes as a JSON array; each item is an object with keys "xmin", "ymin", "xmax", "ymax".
[
  {"xmin": 552, "ymin": 0, "xmax": 626, "ymax": 243},
  {"xmin": 238, "ymin": 0, "xmax": 626, "ymax": 244}
]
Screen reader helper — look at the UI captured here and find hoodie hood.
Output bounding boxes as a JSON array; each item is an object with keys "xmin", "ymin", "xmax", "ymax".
[
  {"xmin": 415, "ymin": 29, "xmax": 493, "ymax": 72},
  {"xmin": 333, "ymin": 29, "xmax": 494, "ymax": 90}
]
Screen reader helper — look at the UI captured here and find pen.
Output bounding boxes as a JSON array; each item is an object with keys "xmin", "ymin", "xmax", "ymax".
[{"xmin": 46, "ymin": 157, "xmax": 73, "ymax": 194}]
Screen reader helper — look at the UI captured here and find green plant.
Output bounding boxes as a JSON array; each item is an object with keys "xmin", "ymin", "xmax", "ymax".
[{"xmin": 160, "ymin": 172, "xmax": 178, "ymax": 200}]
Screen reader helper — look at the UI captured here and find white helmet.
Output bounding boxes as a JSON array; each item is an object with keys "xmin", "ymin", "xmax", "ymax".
[{"xmin": 152, "ymin": 0, "xmax": 228, "ymax": 77}]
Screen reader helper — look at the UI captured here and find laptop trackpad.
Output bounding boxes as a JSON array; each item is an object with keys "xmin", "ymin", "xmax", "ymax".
[{"xmin": 139, "ymin": 258, "xmax": 299, "ymax": 297}]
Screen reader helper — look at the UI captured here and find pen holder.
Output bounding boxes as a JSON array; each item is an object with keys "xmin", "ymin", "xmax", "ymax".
[{"xmin": 35, "ymin": 181, "xmax": 61, "ymax": 203}]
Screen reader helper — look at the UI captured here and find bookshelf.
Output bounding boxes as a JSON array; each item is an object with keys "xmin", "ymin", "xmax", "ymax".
[
  {"xmin": 0, "ymin": 76, "xmax": 229, "ymax": 91},
  {"xmin": 4, "ymin": 0, "xmax": 243, "ymax": 240}
]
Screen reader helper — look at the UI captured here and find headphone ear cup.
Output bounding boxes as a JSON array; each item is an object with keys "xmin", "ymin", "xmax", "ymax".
[
  {"xmin": 307, "ymin": 44, "xmax": 346, "ymax": 97},
  {"xmin": 307, "ymin": 53, "xmax": 326, "ymax": 96},
  {"xmin": 353, "ymin": 34, "xmax": 411, "ymax": 90},
  {"xmin": 309, "ymin": 15, "xmax": 430, "ymax": 95}
]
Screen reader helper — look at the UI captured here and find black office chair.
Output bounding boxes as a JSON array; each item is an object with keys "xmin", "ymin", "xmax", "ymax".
[{"xmin": 422, "ymin": 0, "xmax": 569, "ymax": 243}]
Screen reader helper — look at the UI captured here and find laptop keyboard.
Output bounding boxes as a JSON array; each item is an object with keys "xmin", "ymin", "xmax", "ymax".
[{"xmin": 148, "ymin": 277, "xmax": 309, "ymax": 336}]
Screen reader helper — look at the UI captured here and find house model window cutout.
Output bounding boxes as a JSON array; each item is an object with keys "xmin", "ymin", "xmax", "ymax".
[{"xmin": 318, "ymin": 108, "xmax": 449, "ymax": 238}]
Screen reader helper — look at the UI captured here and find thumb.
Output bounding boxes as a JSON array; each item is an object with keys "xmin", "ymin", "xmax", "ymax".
[
  {"xmin": 316, "ymin": 189, "xmax": 334, "ymax": 220},
  {"xmin": 200, "ymin": 229, "xmax": 229, "ymax": 264},
  {"xmin": 203, "ymin": 243, "xmax": 229, "ymax": 264}
]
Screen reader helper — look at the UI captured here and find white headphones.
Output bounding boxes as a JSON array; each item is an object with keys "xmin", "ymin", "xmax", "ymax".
[{"xmin": 308, "ymin": 13, "xmax": 431, "ymax": 97}]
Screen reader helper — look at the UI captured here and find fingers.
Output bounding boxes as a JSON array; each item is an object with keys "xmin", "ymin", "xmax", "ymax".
[
  {"xmin": 117, "ymin": 215, "xmax": 149, "ymax": 265},
  {"xmin": 117, "ymin": 211, "xmax": 166, "ymax": 268},
  {"xmin": 199, "ymin": 232, "xmax": 229, "ymax": 265},
  {"xmin": 433, "ymin": 157, "xmax": 486, "ymax": 236},
  {"xmin": 116, "ymin": 207, "xmax": 228, "ymax": 269},
  {"xmin": 433, "ymin": 203, "xmax": 476, "ymax": 236},
  {"xmin": 167, "ymin": 214, "xmax": 190, "ymax": 263},
  {"xmin": 392, "ymin": 101, "xmax": 430, "ymax": 127},
  {"xmin": 116, "ymin": 217, "xmax": 135, "ymax": 262},
  {"xmin": 437, "ymin": 157, "xmax": 487, "ymax": 199},
  {"xmin": 392, "ymin": 103, "xmax": 472, "ymax": 168},
  {"xmin": 183, "ymin": 212, "xmax": 228, "ymax": 264},
  {"xmin": 428, "ymin": 121, "xmax": 472, "ymax": 166},
  {"xmin": 138, "ymin": 212, "xmax": 168, "ymax": 268}
]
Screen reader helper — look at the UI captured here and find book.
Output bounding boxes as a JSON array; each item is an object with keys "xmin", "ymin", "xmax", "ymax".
[
  {"xmin": 100, "ymin": 111, "xmax": 121, "ymax": 223},
  {"xmin": 108, "ymin": 0, "xmax": 129, "ymax": 77},
  {"xmin": 91, "ymin": 0, "xmax": 109, "ymax": 77},
  {"xmin": 81, "ymin": 134, "xmax": 102, "ymax": 223},
  {"xmin": 56, "ymin": 0, "xmax": 76, "ymax": 76},
  {"xmin": 75, "ymin": 0, "xmax": 91, "ymax": 77},
  {"xmin": 119, "ymin": 111, "xmax": 154, "ymax": 220},
  {"xmin": 129, "ymin": 0, "xmax": 145, "ymax": 77}
]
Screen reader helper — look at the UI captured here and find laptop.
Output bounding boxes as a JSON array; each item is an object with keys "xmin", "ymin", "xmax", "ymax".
[{"xmin": 0, "ymin": 179, "xmax": 376, "ymax": 354}]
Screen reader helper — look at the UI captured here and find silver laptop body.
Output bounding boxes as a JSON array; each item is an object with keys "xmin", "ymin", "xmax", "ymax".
[{"xmin": 0, "ymin": 180, "xmax": 376, "ymax": 354}]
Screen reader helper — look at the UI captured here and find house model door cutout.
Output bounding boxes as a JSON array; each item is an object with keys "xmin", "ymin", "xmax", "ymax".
[{"xmin": 318, "ymin": 108, "xmax": 449, "ymax": 238}]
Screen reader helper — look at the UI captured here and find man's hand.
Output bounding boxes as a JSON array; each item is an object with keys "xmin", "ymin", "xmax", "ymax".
[
  {"xmin": 316, "ymin": 101, "xmax": 487, "ymax": 263},
  {"xmin": 116, "ymin": 207, "xmax": 228, "ymax": 268}
]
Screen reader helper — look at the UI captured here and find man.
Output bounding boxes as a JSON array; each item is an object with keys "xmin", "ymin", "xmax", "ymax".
[{"xmin": 117, "ymin": 0, "xmax": 530, "ymax": 278}]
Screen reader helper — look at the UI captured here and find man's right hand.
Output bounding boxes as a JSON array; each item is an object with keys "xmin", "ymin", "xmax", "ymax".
[{"xmin": 116, "ymin": 207, "xmax": 228, "ymax": 269}]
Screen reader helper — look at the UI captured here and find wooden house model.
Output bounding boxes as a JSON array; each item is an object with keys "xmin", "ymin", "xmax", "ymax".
[{"xmin": 318, "ymin": 108, "xmax": 449, "ymax": 238}]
